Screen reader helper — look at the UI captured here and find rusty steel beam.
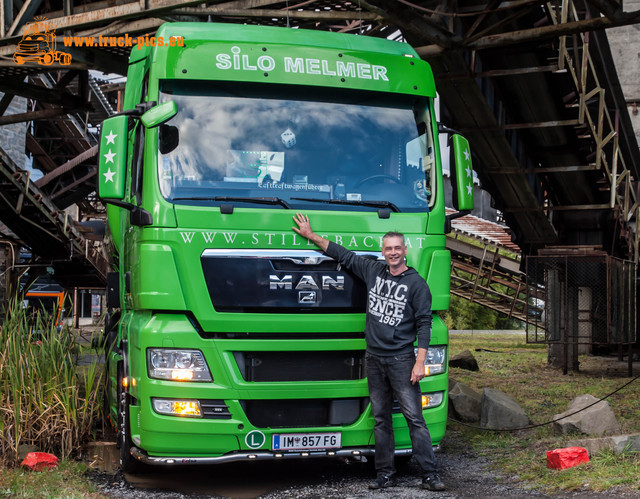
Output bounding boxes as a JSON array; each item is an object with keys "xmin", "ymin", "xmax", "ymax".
[
  {"xmin": 416, "ymin": 10, "xmax": 640, "ymax": 56},
  {"xmin": 529, "ymin": 165, "xmax": 600, "ymax": 173},
  {"xmin": 0, "ymin": 107, "xmax": 75, "ymax": 126},
  {"xmin": 475, "ymin": 64, "xmax": 559, "ymax": 77},
  {"xmin": 435, "ymin": 64, "xmax": 560, "ymax": 81},
  {"xmin": 0, "ymin": 59, "xmax": 87, "ymax": 68},
  {"xmin": 504, "ymin": 203, "xmax": 611, "ymax": 212},
  {"xmin": 468, "ymin": 11, "xmax": 640, "ymax": 49},
  {"xmin": 0, "ymin": 92, "xmax": 15, "ymax": 117},
  {"xmin": 0, "ymin": 77, "xmax": 85, "ymax": 108},
  {"xmin": 172, "ymin": 7, "xmax": 380, "ymax": 21},
  {"xmin": 26, "ymin": 133, "xmax": 57, "ymax": 172},
  {"xmin": 0, "ymin": 0, "xmax": 222, "ymax": 45},
  {"xmin": 361, "ymin": 0, "xmax": 461, "ymax": 49},
  {"xmin": 502, "ymin": 119, "xmax": 582, "ymax": 129},
  {"xmin": 463, "ymin": 1, "xmax": 539, "ymax": 45},
  {"xmin": 463, "ymin": 0, "xmax": 502, "ymax": 39},
  {"xmin": 49, "ymin": 168, "xmax": 97, "ymax": 200},
  {"xmin": 585, "ymin": 0, "xmax": 626, "ymax": 20},
  {"xmin": 54, "ymin": 69, "xmax": 81, "ymax": 90},
  {"xmin": 6, "ymin": 0, "xmax": 43, "ymax": 37},
  {"xmin": 41, "ymin": 0, "xmax": 150, "ymax": 19},
  {"xmin": 35, "ymin": 144, "xmax": 98, "ymax": 187}
]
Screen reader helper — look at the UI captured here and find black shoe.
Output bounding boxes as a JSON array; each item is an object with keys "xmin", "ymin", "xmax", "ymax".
[
  {"xmin": 368, "ymin": 474, "xmax": 394, "ymax": 490},
  {"xmin": 422, "ymin": 473, "xmax": 446, "ymax": 491}
]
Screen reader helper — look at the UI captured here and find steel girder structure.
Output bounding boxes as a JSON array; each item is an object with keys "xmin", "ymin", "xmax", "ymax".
[
  {"xmin": 0, "ymin": 146, "xmax": 107, "ymax": 288},
  {"xmin": 0, "ymin": 0, "xmax": 638, "ymax": 315}
]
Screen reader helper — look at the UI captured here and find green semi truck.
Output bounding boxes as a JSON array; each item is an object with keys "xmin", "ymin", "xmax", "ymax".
[{"xmin": 98, "ymin": 22, "xmax": 474, "ymax": 472}]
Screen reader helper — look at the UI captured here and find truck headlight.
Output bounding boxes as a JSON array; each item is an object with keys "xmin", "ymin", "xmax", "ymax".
[
  {"xmin": 421, "ymin": 391, "xmax": 444, "ymax": 409},
  {"xmin": 147, "ymin": 349, "xmax": 212, "ymax": 381},
  {"xmin": 153, "ymin": 398, "xmax": 202, "ymax": 417},
  {"xmin": 415, "ymin": 346, "xmax": 447, "ymax": 376}
]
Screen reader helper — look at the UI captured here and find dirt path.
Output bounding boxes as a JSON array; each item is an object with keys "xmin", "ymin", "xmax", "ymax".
[{"xmin": 90, "ymin": 428, "xmax": 634, "ymax": 499}]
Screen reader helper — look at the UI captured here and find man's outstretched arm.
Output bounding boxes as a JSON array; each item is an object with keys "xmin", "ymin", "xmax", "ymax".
[
  {"xmin": 292, "ymin": 213, "xmax": 374, "ymax": 280},
  {"xmin": 292, "ymin": 213, "xmax": 329, "ymax": 252}
]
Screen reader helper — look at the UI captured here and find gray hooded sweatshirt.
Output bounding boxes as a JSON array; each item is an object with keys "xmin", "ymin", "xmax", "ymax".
[{"xmin": 324, "ymin": 241, "xmax": 432, "ymax": 356}]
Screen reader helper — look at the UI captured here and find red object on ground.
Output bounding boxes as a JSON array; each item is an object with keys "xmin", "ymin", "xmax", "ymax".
[
  {"xmin": 546, "ymin": 447, "xmax": 589, "ymax": 469},
  {"xmin": 21, "ymin": 452, "xmax": 59, "ymax": 471}
]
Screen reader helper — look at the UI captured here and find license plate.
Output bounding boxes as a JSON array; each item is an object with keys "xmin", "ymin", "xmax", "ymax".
[{"xmin": 272, "ymin": 432, "xmax": 341, "ymax": 451}]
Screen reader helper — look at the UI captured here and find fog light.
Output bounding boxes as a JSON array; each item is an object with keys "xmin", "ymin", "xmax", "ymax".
[
  {"xmin": 421, "ymin": 391, "xmax": 444, "ymax": 409},
  {"xmin": 153, "ymin": 398, "xmax": 202, "ymax": 417}
]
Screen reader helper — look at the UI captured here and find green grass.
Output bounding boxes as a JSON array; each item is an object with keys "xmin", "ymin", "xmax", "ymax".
[
  {"xmin": 0, "ymin": 295, "xmax": 104, "ymax": 467},
  {"xmin": 447, "ymin": 333, "xmax": 640, "ymax": 493},
  {"xmin": 0, "ymin": 461, "xmax": 107, "ymax": 498}
]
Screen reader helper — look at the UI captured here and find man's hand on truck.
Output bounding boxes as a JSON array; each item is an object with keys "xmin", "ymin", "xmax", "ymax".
[{"xmin": 292, "ymin": 213, "xmax": 330, "ymax": 252}]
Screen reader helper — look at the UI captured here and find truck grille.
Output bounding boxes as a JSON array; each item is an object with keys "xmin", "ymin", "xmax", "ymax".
[
  {"xmin": 233, "ymin": 351, "xmax": 365, "ymax": 382},
  {"xmin": 242, "ymin": 398, "xmax": 368, "ymax": 428},
  {"xmin": 201, "ymin": 249, "xmax": 372, "ymax": 312}
]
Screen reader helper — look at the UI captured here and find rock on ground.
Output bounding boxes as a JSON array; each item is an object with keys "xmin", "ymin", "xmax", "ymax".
[
  {"xmin": 449, "ymin": 382, "xmax": 482, "ymax": 422},
  {"xmin": 449, "ymin": 350, "xmax": 479, "ymax": 371},
  {"xmin": 481, "ymin": 388, "xmax": 530, "ymax": 430},
  {"xmin": 553, "ymin": 394, "xmax": 621, "ymax": 436}
]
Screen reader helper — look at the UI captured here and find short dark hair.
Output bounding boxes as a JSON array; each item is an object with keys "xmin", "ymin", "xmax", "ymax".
[{"xmin": 382, "ymin": 231, "xmax": 405, "ymax": 245}]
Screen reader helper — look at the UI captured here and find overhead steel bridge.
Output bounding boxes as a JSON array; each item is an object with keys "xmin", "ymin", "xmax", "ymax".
[{"xmin": 0, "ymin": 0, "xmax": 638, "ymax": 367}]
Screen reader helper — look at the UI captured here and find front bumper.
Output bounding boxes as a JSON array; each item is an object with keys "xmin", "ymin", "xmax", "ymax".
[{"xmin": 129, "ymin": 445, "xmax": 440, "ymax": 466}]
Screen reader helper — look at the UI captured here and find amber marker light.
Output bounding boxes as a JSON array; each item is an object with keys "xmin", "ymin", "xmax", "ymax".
[{"xmin": 173, "ymin": 401, "xmax": 201, "ymax": 416}]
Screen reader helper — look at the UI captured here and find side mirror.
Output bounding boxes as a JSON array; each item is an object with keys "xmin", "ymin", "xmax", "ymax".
[
  {"xmin": 98, "ymin": 115, "xmax": 128, "ymax": 200},
  {"xmin": 451, "ymin": 134, "xmax": 474, "ymax": 211},
  {"xmin": 141, "ymin": 101, "xmax": 177, "ymax": 128}
]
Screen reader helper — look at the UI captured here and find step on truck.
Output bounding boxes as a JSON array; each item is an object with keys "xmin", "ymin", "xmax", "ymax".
[{"xmin": 98, "ymin": 22, "xmax": 474, "ymax": 472}]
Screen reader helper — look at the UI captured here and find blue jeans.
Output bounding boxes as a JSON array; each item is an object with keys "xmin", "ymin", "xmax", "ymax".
[{"xmin": 366, "ymin": 352, "xmax": 437, "ymax": 477}]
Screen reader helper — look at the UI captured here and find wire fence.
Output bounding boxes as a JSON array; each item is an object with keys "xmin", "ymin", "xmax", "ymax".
[{"xmin": 525, "ymin": 253, "xmax": 636, "ymax": 347}]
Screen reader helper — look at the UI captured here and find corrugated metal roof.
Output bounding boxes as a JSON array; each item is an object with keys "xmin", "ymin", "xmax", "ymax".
[{"xmin": 446, "ymin": 208, "xmax": 521, "ymax": 253}]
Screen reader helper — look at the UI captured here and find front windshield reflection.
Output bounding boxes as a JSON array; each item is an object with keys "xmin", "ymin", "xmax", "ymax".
[{"xmin": 158, "ymin": 89, "xmax": 432, "ymax": 212}]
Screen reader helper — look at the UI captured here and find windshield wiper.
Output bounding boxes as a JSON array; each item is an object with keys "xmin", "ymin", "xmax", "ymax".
[
  {"xmin": 290, "ymin": 197, "xmax": 401, "ymax": 213},
  {"xmin": 172, "ymin": 196, "xmax": 292, "ymax": 209}
]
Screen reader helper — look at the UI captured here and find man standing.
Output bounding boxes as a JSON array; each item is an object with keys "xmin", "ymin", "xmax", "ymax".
[{"xmin": 292, "ymin": 213, "xmax": 445, "ymax": 491}]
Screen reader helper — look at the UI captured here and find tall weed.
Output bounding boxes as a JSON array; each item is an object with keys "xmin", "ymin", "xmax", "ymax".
[{"xmin": 0, "ymin": 294, "xmax": 103, "ymax": 467}]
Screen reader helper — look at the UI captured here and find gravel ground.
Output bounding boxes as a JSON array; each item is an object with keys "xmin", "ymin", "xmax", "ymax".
[{"xmin": 88, "ymin": 431, "xmax": 636, "ymax": 499}]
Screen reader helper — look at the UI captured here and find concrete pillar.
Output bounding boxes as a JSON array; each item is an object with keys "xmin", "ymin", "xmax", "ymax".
[{"xmin": 607, "ymin": 0, "xmax": 640, "ymax": 146}]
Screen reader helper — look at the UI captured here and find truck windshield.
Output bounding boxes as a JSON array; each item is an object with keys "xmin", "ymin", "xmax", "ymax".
[{"xmin": 158, "ymin": 82, "xmax": 435, "ymax": 213}]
